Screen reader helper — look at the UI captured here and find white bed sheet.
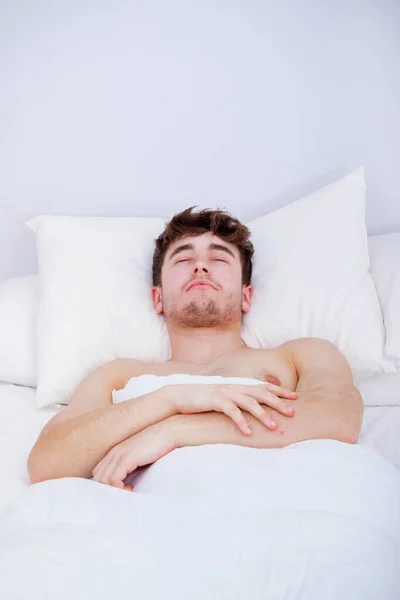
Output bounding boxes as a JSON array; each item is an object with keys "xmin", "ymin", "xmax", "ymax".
[
  {"xmin": 0, "ymin": 377, "xmax": 399, "ymax": 512},
  {"xmin": 0, "ymin": 383, "xmax": 60, "ymax": 509}
]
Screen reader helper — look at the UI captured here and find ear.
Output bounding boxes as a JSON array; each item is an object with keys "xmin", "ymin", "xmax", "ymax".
[
  {"xmin": 152, "ymin": 286, "xmax": 164, "ymax": 315},
  {"xmin": 242, "ymin": 284, "xmax": 253, "ymax": 313}
]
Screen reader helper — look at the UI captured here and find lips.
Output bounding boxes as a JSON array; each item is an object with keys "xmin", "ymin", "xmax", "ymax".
[{"xmin": 186, "ymin": 280, "xmax": 217, "ymax": 292}]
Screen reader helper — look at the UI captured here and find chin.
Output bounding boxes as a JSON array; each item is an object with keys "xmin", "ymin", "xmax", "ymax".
[{"xmin": 164, "ymin": 295, "xmax": 242, "ymax": 327}]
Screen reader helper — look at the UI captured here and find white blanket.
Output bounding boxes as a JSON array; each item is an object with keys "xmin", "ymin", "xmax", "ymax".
[{"xmin": 1, "ymin": 375, "xmax": 400, "ymax": 599}]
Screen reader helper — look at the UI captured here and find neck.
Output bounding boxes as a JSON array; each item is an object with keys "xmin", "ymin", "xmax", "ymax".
[{"xmin": 168, "ymin": 322, "xmax": 245, "ymax": 364}]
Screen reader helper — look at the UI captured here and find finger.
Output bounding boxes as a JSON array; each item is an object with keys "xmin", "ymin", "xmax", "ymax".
[
  {"xmin": 262, "ymin": 383, "xmax": 297, "ymax": 399},
  {"xmin": 109, "ymin": 456, "xmax": 132, "ymax": 490},
  {"xmin": 124, "ymin": 484, "xmax": 134, "ymax": 492},
  {"xmin": 92, "ymin": 452, "xmax": 114, "ymax": 481},
  {"xmin": 99, "ymin": 453, "xmax": 125, "ymax": 488},
  {"xmin": 92, "ymin": 455, "xmax": 107, "ymax": 477},
  {"xmin": 250, "ymin": 389, "xmax": 295, "ymax": 417},
  {"xmin": 235, "ymin": 384, "xmax": 296, "ymax": 401},
  {"xmin": 235, "ymin": 394, "xmax": 278, "ymax": 430},
  {"xmin": 218, "ymin": 399, "xmax": 252, "ymax": 435}
]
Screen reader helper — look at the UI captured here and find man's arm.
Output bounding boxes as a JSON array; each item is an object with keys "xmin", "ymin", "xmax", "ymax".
[
  {"xmin": 27, "ymin": 359, "xmax": 177, "ymax": 483},
  {"xmin": 169, "ymin": 338, "xmax": 364, "ymax": 450},
  {"xmin": 29, "ymin": 360, "xmax": 298, "ymax": 484}
]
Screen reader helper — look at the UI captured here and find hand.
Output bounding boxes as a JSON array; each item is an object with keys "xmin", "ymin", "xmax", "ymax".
[
  {"xmin": 91, "ymin": 420, "xmax": 177, "ymax": 491},
  {"xmin": 171, "ymin": 382, "xmax": 297, "ymax": 435}
]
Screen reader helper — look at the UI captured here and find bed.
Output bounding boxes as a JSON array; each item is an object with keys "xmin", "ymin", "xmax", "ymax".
[
  {"xmin": 0, "ymin": 378, "xmax": 399, "ymax": 600},
  {"xmin": 1, "ymin": 174, "xmax": 399, "ymax": 597}
]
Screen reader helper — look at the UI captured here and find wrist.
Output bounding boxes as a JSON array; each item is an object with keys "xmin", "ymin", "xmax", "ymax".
[
  {"xmin": 159, "ymin": 384, "xmax": 184, "ymax": 414},
  {"xmin": 156, "ymin": 414, "xmax": 185, "ymax": 449},
  {"xmin": 156, "ymin": 385, "xmax": 179, "ymax": 418}
]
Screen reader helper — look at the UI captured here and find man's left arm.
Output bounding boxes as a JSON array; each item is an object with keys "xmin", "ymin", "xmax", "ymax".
[{"xmin": 171, "ymin": 338, "xmax": 364, "ymax": 450}]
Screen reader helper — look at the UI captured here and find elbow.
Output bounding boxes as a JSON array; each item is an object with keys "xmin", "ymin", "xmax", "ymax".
[
  {"xmin": 332, "ymin": 388, "xmax": 364, "ymax": 445},
  {"xmin": 27, "ymin": 447, "xmax": 54, "ymax": 485},
  {"xmin": 26, "ymin": 449, "xmax": 43, "ymax": 484},
  {"xmin": 327, "ymin": 423, "xmax": 360, "ymax": 445},
  {"xmin": 336, "ymin": 428, "xmax": 360, "ymax": 445}
]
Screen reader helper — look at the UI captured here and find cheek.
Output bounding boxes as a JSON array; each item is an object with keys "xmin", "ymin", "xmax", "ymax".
[
  {"xmin": 161, "ymin": 274, "xmax": 186, "ymax": 301},
  {"xmin": 219, "ymin": 268, "xmax": 242, "ymax": 291}
]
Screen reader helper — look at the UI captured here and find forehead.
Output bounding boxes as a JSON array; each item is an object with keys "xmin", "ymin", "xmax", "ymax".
[{"xmin": 166, "ymin": 232, "xmax": 239, "ymax": 258}]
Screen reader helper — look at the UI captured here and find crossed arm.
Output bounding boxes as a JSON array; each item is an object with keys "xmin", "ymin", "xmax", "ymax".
[
  {"xmin": 91, "ymin": 338, "xmax": 364, "ymax": 489},
  {"xmin": 174, "ymin": 338, "xmax": 363, "ymax": 447}
]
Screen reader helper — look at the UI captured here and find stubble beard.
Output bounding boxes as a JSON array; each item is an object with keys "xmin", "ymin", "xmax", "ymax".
[{"xmin": 165, "ymin": 293, "xmax": 242, "ymax": 328}]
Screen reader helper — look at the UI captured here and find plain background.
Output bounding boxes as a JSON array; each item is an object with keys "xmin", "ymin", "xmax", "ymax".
[{"xmin": 1, "ymin": 0, "xmax": 399, "ymax": 280}]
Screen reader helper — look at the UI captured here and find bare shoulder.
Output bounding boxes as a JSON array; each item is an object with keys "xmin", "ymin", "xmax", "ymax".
[
  {"xmin": 67, "ymin": 357, "xmax": 150, "ymax": 410},
  {"xmin": 278, "ymin": 337, "xmax": 343, "ymax": 359},
  {"xmin": 108, "ymin": 357, "xmax": 150, "ymax": 390},
  {"xmin": 81, "ymin": 356, "xmax": 165, "ymax": 394},
  {"xmin": 277, "ymin": 337, "xmax": 353, "ymax": 379},
  {"xmin": 37, "ymin": 357, "xmax": 150, "ymax": 436}
]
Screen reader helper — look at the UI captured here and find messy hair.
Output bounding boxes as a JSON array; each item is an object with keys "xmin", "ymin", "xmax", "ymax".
[{"xmin": 152, "ymin": 206, "xmax": 254, "ymax": 286}]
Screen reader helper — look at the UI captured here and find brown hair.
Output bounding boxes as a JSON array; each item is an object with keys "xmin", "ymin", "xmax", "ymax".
[{"xmin": 152, "ymin": 206, "xmax": 254, "ymax": 286}]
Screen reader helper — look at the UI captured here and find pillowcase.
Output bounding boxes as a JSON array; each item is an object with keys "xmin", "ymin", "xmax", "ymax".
[
  {"xmin": 28, "ymin": 169, "xmax": 396, "ymax": 408},
  {"xmin": 355, "ymin": 372, "xmax": 400, "ymax": 407},
  {"xmin": 368, "ymin": 233, "xmax": 400, "ymax": 363},
  {"xmin": 27, "ymin": 217, "xmax": 170, "ymax": 407},
  {"xmin": 241, "ymin": 168, "xmax": 396, "ymax": 379},
  {"xmin": 0, "ymin": 275, "xmax": 38, "ymax": 387}
]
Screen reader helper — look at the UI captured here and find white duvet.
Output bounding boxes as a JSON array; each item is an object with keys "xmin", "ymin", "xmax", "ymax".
[{"xmin": 0, "ymin": 439, "xmax": 399, "ymax": 600}]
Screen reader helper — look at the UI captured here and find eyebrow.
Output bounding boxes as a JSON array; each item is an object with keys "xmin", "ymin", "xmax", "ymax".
[{"xmin": 168, "ymin": 242, "xmax": 236, "ymax": 261}]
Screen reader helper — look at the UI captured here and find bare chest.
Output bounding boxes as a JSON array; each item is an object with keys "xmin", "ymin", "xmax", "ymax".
[{"xmin": 144, "ymin": 349, "xmax": 297, "ymax": 391}]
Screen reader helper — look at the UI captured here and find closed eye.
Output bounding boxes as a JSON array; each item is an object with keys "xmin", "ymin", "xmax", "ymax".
[{"xmin": 176, "ymin": 257, "xmax": 228, "ymax": 264}]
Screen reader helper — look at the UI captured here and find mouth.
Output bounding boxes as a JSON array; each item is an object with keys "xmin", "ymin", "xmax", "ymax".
[{"xmin": 186, "ymin": 281, "xmax": 217, "ymax": 292}]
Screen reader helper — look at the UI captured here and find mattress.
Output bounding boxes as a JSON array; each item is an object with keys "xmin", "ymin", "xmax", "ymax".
[{"xmin": 0, "ymin": 376, "xmax": 399, "ymax": 511}]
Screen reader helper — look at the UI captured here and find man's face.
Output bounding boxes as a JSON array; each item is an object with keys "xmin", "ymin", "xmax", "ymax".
[{"xmin": 152, "ymin": 232, "xmax": 252, "ymax": 328}]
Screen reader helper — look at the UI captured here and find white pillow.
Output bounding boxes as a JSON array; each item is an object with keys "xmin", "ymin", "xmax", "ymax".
[
  {"xmin": 368, "ymin": 233, "xmax": 400, "ymax": 363},
  {"xmin": 27, "ymin": 217, "xmax": 170, "ymax": 407},
  {"xmin": 355, "ymin": 372, "xmax": 400, "ymax": 407},
  {"xmin": 0, "ymin": 275, "xmax": 38, "ymax": 387},
  {"xmin": 241, "ymin": 168, "xmax": 396, "ymax": 379},
  {"xmin": 28, "ymin": 170, "xmax": 396, "ymax": 408}
]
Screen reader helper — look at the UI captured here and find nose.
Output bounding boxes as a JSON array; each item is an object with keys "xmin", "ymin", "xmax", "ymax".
[{"xmin": 192, "ymin": 260, "xmax": 210, "ymax": 275}]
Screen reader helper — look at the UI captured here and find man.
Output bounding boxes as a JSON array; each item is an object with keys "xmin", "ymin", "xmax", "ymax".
[{"xmin": 27, "ymin": 207, "xmax": 364, "ymax": 491}]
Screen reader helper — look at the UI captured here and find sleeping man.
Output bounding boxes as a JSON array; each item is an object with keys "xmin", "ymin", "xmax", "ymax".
[{"xmin": 27, "ymin": 207, "xmax": 364, "ymax": 491}]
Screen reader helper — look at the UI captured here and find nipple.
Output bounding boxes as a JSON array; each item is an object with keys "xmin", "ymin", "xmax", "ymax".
[{"xmin": 263, "ymin": 374, "xmax": 281, "ymax": 386}]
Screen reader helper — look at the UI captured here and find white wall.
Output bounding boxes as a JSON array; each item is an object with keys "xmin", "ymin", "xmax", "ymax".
[{"xmin": 1, "ymin": 0, "xmax": 399, "ymax": 279}]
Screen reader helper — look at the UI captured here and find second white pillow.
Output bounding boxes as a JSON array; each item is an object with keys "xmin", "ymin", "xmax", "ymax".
[
  {"xmin": 368, "ymin": 233, "xmax": 400, "ymax": 364},
  {"xmin": 242, "ymin": 169, "xmax": 395, "ymax": 379},
  {"xmin": 0, "ymin": 275, "xmax": 38, "ymax": 387}
]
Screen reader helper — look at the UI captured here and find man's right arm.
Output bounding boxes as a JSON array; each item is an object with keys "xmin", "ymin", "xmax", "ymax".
[{"xmin": 27, "ymin": 359, "xmax": 176, "ymax": 483}]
